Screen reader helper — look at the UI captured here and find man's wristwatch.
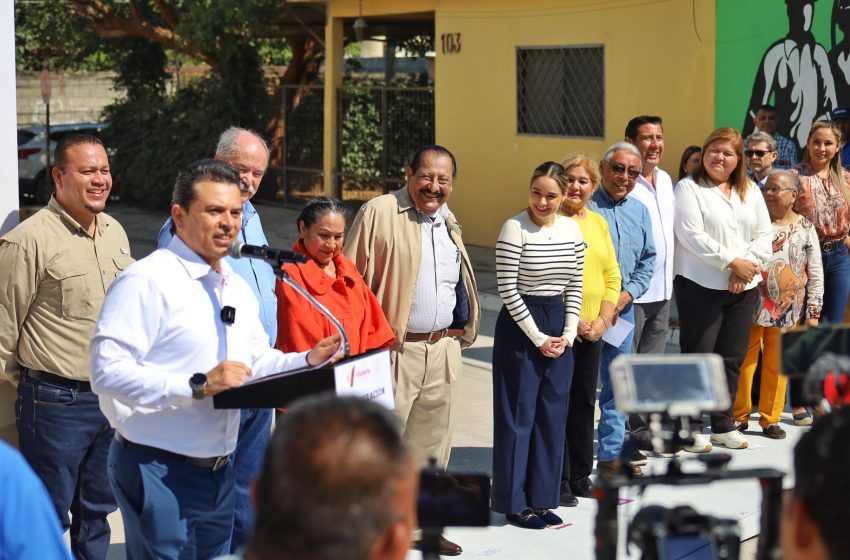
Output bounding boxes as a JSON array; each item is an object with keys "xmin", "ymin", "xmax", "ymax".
[{"xmin": 190, "ymin": 373, "xmax": 207, "ymax": 400}]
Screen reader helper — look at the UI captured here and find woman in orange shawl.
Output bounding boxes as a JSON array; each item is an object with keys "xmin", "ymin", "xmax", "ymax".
[{"xmin": 275, "ymin": 197, "xmax": 395, "ymax": 355}]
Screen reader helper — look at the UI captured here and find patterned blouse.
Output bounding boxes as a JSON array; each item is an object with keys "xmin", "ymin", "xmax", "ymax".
[
  {"xmin": 753, "ymin": 215, "xmax": 824, "ymax": 328},
  {"xmin": 790, "ymin": 163, "xmax": 850, "ymax": 243}
]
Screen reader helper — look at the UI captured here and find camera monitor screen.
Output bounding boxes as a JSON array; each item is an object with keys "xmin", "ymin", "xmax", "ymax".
[{"xmin": 610, "ymin": 354, "xmax": 729, "ymax": 416}]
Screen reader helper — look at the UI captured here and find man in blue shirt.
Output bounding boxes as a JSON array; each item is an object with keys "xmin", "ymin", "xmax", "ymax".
[
  {"xmin": 588, "ymin": 142, "xmax": 656, "ymax": 477},
  {"xmin": 157, "ymin": 127, "xmax": 276, "ymax": 551},
  {"xmin": 0, "ymin": 440, "xmax": 72, "ymax": 560},
  {"xmin": 831, "ymin": 106, "xmax": 850, "ymax": 167}
]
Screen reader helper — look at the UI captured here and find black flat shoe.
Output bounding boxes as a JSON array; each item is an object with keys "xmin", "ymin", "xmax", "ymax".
[
  {"xmin": 506, "ymin": 509, "xmax": 546, "ymax": 529},
  {"xmin": 571, "ymin": 477, "xmax": 596, "ymax": 498},
  {"xmin": 559, "ymin": 490, "xmax": 578, "ymax": 507},
  {"xmin": 532, "ymin": 508, "xmax": 563, "ymax": 525}
]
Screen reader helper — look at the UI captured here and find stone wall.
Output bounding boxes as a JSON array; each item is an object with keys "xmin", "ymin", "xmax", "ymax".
[{"xmin": 16, "ymin": 70, "xmax": 119, "ymax": 126}]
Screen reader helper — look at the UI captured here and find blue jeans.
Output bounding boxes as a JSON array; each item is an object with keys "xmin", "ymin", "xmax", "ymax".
[
  {"xmin": 109, "ymin": 438, "xmax": 235, "ymax": 559},
  {"xmin": 820, "ymin": 246, "xmax": 850, "ymax": 324},
  {"xmin": 597, "ymin": 303, "xmax": 635, "ymax": 462},
  {"xmin": 230, "ymin": 407, "xmax": 272, "ymax": 551},
  {"xmin": 15, "ymin": 372, "xmax": 116, "ymax": 560}
]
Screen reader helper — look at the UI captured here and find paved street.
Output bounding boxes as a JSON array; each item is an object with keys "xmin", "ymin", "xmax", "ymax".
[{"xmin": 70, "ymin": 200, "xmax": 789, "ymax": 559}]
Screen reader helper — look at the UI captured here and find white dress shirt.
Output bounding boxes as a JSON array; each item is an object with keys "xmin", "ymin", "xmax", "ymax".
[
  {"xmin": 91, "ymin": 236, "xmax": 308, "ymax": 458},
  {"xmin": 629, "ymin": 167, "xmax": 675, "ymax": 303},
  {"xmin": 673, "ymin": 177, "xmax": 773, "ymax": 291}
]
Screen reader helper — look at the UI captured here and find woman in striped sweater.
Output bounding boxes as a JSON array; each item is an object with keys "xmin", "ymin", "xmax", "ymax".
[
  {"xmin": 557, "ymin": 153, "xmax": 621, "ymax": 505},
  {"xmin": 491, "ymin": 161, "xmax": 585, "ymax": 529}
]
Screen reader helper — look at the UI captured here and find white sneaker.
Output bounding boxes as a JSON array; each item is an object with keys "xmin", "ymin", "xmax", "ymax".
[
  {"xmin": 710, "ymin": 430, "xmax": 749, "ymax": 449},
  {"xmin": 683, "ymin": 433, "xmax": 712, "ymax": 453}
]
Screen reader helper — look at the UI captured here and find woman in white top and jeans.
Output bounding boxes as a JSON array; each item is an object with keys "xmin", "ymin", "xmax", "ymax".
[{"xmin": 673, "ymin": 127, "xmax": 773, "ymax": 452}]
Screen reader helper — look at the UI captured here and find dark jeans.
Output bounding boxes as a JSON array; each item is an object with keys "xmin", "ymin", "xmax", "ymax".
[
  {"xmin": 230, "ymin": 407, "xmax": 272, "ymax": 552},
  {"xmin": 674, "ymin": 276, "xmax": 756, "ymax": 434},
  {"xmin": 562, "ymin": 337, "xmax": 602, "ymax": 486},
  {"xmin": 790, "ymin": 246, "xmax": 850, "ymax": 406},
  {"xmin": 15, "ymin": 371, "xmax": 116, "ymax": 560}
]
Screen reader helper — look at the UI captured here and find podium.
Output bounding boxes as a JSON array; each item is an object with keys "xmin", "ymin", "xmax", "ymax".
[{"xmin": 213, "ymin": 348, "xmax": 393, "ymax": 410}]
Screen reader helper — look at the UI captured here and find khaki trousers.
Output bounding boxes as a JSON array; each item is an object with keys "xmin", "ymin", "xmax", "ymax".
[{"xmin": 392, "ymin": 337, "xmax": 462, "ymax": 468}]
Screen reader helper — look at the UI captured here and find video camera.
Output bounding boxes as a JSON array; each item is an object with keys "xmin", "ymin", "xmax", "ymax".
[
  {"xmin": 416, "ymin": 459, "xmax": 490, "ymax": 559},
  {"xmin": 594, "ymin": 354, "xmax": 784, "ymax": 560},
  {"xmin": 782, "ymin": 325, "xmax": 850, "ymax": 408}
]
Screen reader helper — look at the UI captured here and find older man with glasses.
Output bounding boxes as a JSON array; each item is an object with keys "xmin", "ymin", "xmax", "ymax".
[
  {"xmin": 587, "ymin": 142, "xmax": 656, "ymax": 477},
  {"xmin": 745, "ymin": 131, "xmax": 779, "ymax": 189}
]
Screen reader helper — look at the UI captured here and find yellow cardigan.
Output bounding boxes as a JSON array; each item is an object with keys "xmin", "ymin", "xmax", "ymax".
[{"xmin": 573, "ymin": 209, "xmax": 621, "ymax": 321}]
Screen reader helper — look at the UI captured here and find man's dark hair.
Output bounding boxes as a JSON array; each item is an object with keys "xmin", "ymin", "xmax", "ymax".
[
  {"xmin": 409, "ymin": 144, "xmax": 457, "ymax": 178},
  {"xmin": 793, "ymin": 407, "xmax": 850, "ymax": 560},
  {"xmin": 171, "ymin": 159, "xmax": 240, "ymax": 210},
  {"xmin": 54, "ymin": 134, "xmax": 104, "ymax": 170},
  {"xmin": 624, "ymin": 116, "xmax": 663, "ymax": 141},
  {"xmin": 297, "ymin": 196, "xmax": 347, "ymax": 230},
  {"xmin": 249, "ymin": 394, "xmax": 411, "ymax": 560},
  {"xmin": 756, "ymin": 104, "xmax": 777, "ymax": 114}
]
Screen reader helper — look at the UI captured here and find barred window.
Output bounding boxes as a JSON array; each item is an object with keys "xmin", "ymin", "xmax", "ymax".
[{"xmin": 516, "ymin": 46, "xmax": 605, "ymax": 138}]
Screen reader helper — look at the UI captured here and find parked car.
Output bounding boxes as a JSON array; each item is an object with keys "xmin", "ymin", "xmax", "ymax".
[{"xmin": 18, "ymin": 122, "xmax": 110, "ymax": 205}]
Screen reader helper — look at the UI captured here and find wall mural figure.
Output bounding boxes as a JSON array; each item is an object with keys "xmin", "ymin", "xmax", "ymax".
[
  {"xmin": 744, "ymin": 0, "xmax": 837, "ymax": 149},
  {"xmin": 830, "ymin": 0, "xmax": 850, "ymax": 105}
]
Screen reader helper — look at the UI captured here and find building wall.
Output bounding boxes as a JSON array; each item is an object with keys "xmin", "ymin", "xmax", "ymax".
[
  {"xmin": 435, "ymin": 0, "xmax": 716, "ymax": 246},
  {"xmin": 325, "ymin": 0, "xmax": 717, "ymax": 246}
]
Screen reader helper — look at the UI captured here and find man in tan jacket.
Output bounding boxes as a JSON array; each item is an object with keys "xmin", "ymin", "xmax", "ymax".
[{"xmin": 345, "ymin": 144, "xmax": 480, "ymax": 556}]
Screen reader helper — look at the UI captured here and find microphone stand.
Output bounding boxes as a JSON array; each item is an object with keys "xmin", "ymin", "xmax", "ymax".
[{"xmin": 274, "ymin": 267, "xmax": 351, "ymax": 359}]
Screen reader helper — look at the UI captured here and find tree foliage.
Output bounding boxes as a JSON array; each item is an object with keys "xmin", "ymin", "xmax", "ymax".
[{"xmin": 15, "ymin": 0, "xmax": 326, "ymax": 209}]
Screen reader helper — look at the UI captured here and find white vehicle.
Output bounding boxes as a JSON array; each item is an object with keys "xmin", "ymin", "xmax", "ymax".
[{"xmin": 18, "ymin": 122, "xmax": 109, "ymax": 204}]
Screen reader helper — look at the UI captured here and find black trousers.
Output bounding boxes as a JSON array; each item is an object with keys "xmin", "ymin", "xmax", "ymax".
[
  {"xmin": 674, "ymin": 276, "xmax": 756, "ymax": 434},
  {"xmin": 561, "ymin": 337, "xmax": 602, "ymax": 486}
]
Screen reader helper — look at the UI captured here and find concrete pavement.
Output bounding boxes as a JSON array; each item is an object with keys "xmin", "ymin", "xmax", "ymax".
[{"xmin": 66, "ymin": 200, "xmax": 777, "ymax": 558}]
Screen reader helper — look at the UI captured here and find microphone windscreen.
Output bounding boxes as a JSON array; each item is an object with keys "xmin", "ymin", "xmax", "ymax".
[{"xmin": 227, "ymin": 240, "xmax": 244, "ymax": 259}]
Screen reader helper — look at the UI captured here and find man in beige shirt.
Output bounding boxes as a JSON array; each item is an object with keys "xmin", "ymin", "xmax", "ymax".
[
  {"xmin": 345, "ymin": 145, "xmax": 480, "ymax": 556},
  {"xmin": 0, "ymin": 134, "xmax": 132, "ymax": 560}
]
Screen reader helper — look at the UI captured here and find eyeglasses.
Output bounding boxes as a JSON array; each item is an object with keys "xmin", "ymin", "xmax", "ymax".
[
  {"xmin": 763, "ymin": 186, "xmax": 795, "ymax": 195},
  {"xmin": 610, "ymin": 163, "xmax": 641, "ymax": 179},
  {"xmin": 745, "ymin": 149, "xmax": 772, "ymax": 158}
]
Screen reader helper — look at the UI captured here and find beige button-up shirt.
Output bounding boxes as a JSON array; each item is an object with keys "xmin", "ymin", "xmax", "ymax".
[{"xmin": 0, "ymin": 197, "xmax": 133, "ymax": 382}]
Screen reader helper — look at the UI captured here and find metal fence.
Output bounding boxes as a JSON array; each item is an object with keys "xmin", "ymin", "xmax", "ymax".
[
  {"xmin": 336, "ymin": 85, "xmax": 434, "ymax": 202},
  {"xmin": 257, "ymin": 84, "xmax": 325, "ymax": 206}
]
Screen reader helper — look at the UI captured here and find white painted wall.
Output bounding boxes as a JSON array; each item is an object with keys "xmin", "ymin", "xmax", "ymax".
[{"xmin": 1, "ymin": 1, "xmax": 19, "ymax": 446}]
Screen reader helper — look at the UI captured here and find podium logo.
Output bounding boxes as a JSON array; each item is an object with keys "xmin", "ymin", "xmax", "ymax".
[{"xmin": 349, "ymin": 366, "xmax": 374, "ymax": 387}]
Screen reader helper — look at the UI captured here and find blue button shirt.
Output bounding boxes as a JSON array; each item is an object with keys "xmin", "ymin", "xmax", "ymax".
[
  {"xmin": 588, "ymin": 188, "xmax": 656, "ymax": 300},
  {"xmin": 158, "ymin": 200, "xmax": 278, "ymax": 345}
]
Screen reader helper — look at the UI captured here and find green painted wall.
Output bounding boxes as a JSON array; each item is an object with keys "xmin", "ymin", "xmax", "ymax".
[{"xmin": 716, "ymin": 0, "xmax": 839, "ymax": 147}]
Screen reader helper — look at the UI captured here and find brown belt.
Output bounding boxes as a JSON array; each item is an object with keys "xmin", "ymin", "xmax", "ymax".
[{"xmin": 405, "ymin": 328, "xmax": 465, "ymax": 343}]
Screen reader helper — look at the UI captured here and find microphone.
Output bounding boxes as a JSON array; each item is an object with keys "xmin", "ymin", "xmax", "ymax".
[
  {"xmin": 228, "ymin": 240, "xmax": 308, "ymax": 265},
  {"xmin": 804, "ymin": 352, "xmax": 850, "ymax": 406}
]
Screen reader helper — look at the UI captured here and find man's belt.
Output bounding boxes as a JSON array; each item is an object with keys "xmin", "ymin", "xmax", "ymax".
[
  {"xmin": 115, "ymin": 433, "xmax": 230, "ymax": 471},
  {"xmin": 405, "ymin": 328, "xmax": 465, "ymax": 343},
  {"xmin": 821, "ymin": 236, "xmax": 846, "ymax": 252},
  {"xmin": 22, "ymin": 368, "xmax": 91, "ymax": 392}
]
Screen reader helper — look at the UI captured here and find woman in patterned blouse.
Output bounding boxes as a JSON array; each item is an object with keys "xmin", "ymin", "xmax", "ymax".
[
  {"xmin": 733, "ymin": 170, "xmax": 823, "ymax": 440},
  {"xmin": 789, "ymin": 120, "xmax": 850, "ymax": 423}
]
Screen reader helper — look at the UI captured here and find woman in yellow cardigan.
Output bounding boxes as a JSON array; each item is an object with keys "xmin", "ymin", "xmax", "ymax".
[{"xmin": 558, "ymin": 152, "xmax": 622, "ymax": 505}]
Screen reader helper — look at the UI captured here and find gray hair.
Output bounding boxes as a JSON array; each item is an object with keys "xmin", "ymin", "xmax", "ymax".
[
  {"xmin": 603, "ymin": 142, "xmax": 642, "ymax": 170},
  {"xmin": 766, "ymin": 169, "xmax": 802, "ymax": 195},
  {"xmin": 216, "ymin": 126, "xmax": 270, "ymax": 161},
  {"xmin": 746, "ymin": 131, "xmax": 778, "ymax": 152}
]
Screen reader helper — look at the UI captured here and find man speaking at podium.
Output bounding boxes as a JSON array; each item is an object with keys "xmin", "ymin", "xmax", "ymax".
[{"xmin": 90, "ymin": 159, "xmax": 340, "ymax": 559}]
